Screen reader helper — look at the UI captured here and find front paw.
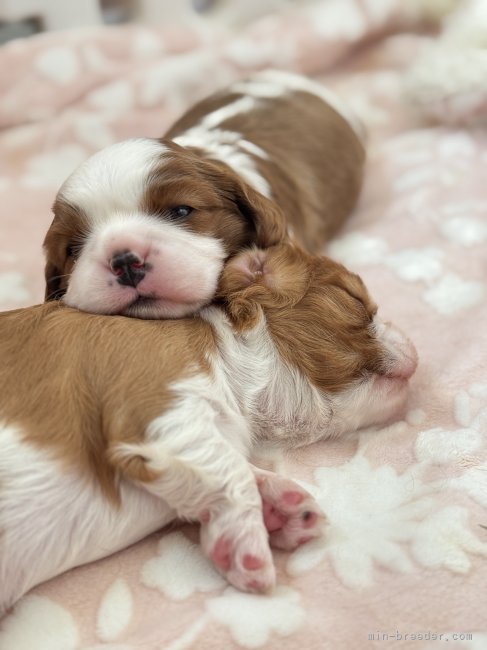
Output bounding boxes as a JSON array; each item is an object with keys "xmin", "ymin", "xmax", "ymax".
[
  {"xmin": 256, "ymin": 472, "xmax": 326, "ymax": 551},
  {"xmin": 200, "ymin": 511, "xmax": 276, "ymax": 594}
]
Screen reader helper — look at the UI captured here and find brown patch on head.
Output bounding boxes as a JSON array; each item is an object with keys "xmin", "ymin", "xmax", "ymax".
[
  {"xmin": 220, "ymin": 243, "xmax": 383, "ymax": 392},
  {"xmin": 144, "ymin": 142, "xmax": 287, "ymax": 256},
  {"xmin": 43, "ymin": 198, "xmax": 88, "ymax": 301}
]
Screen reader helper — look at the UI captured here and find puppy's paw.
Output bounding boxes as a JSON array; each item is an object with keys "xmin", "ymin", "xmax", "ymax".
[
  {"xmin": 201, "ymin": 512, "xmax": 276, "ymax": 594},
  {"xmin": 256, "ymin": 472, "xmax": 326, "ymax": 551}
]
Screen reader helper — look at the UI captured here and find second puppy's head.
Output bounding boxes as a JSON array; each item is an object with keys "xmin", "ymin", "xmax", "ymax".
[{"xmin": 219, "ymin": 243, "xmax": 418, "ymax": 435}]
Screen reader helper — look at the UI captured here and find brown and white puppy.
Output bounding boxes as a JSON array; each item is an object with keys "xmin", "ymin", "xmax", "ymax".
[
  {"xmin": 43, "ymin": 70, "xmax": 365, "ymax": 318},
  {"xmin": 0, "ymin": 243, "xmax": 416, "ymax": 615}
]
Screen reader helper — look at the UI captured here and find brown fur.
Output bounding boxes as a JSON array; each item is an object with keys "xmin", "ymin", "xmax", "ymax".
[
  {"xmin": 43, "ymin": 198, "xmax": 88, "ymax": 300},
  {"xmin": 0, "ymin": 302, "xmax": 215, "ymax": 499},
  {"xmin": 166, "ymin": 88, "xmax": 365, "ymax": 251},
  {"xmin": 220, "ymin": 243, "xmax": 384, "ymax": 392},
  {"xmin": 144, "ymin": 143, "xmax": 287, "ymax": 253}
]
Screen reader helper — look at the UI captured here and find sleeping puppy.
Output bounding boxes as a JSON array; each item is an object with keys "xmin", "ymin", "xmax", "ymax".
[
  {"xmin": 0, "ymin": 243, "xmax": 416, "ymax": 615},
  {"xmin": 42, "ymin": 70, "xmax": 365, "ymax": 319}
]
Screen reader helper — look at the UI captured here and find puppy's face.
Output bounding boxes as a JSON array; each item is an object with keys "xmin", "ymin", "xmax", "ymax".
[
  {"xmin": 43, "ymin": 138, "xmax": 285, "ymax": 318},
  {"xmin": 220, "ymin": 243, "xmax": 418, "ymax": 433}
]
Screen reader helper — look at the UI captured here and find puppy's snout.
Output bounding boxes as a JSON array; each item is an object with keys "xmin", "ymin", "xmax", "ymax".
[
  {"xmin": 374, "ymin": 318, "xmax": 418, "ymax": 380},
  {"xmin": 382, "ymin": 323, "xmax": 418, "ymax": 380},
  {"xmin": 110, "ymin": 250, "xmax": 146, "ymax": 288}
]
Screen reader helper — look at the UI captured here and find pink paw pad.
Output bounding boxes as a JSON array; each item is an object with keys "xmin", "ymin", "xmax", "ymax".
[
  {"xmin": 243, "ymin": 554, "xmax": 265, "ymax": 570},
  {"xmin": 262, "ymin": 502, "xmax": 287, "ymax": 532},
  {"xmin": 246, "ymin": 578, "xmax": 268, "ymax": 592},
  {"xmin": 283, "ymin": 491, "xmax": 304, "ymax": 505},
  {"xmin": 202, "ymin": 515, "xmax": 276, "ymax": 594},
  {"xmin": 256, "ymin": 473, "xmax": 326, "ymax": 551},
  {"xmin": 211, "ymin": 537, "xmax": 232, "ymax": 572}
]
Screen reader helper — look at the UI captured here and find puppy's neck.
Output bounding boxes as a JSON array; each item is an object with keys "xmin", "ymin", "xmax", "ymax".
[
  {"xmin": 201, "ymin": 305, "xmax": 271, "ymax": 408},
  {"xmin": 200, "ymin": 304, "xmax": 330, "ymax": 447}
]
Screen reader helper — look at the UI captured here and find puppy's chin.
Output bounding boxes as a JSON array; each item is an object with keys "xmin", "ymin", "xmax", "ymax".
[
  {"xmin": 64, "ymin": 290, "xmax": 208, "ymax": 320},
  {"xmin": 122, "ymin": 296, "xmax": 208, "ymax": 319}
]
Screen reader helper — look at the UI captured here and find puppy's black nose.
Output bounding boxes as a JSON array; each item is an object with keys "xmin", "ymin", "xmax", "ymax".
[{"xmin": 110, "ymin": 250, "xmax": 145, "ymax": 288}]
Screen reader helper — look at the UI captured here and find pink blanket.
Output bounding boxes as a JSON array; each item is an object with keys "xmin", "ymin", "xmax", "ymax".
[{"xmin": 1, "ymin": 1, "xmax": 486, "ymax": 648}]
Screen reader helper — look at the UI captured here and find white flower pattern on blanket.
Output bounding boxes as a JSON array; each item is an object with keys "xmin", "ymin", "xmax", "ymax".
[
  {"xmin": 288, "ymin": 389, "xmax": 487, "ymax": 586},
  {"xmin": 141, "ymin": 532, "xmax": 225, "ymax": 600},
  {"xmin": 1, "ymin": 0, "xmax": 487, "ymax": 648}
]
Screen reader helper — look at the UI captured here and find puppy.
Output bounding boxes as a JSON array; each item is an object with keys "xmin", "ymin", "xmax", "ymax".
[
  {"xmin": 43, "ymin": 70, "xmax": 365, "ymax": 319},
  {"xmin": 0, "ymin": 243, "xmax": 416, "ymax": 615}
]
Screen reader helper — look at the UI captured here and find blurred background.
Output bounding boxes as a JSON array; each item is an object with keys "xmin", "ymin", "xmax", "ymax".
[{"xmin": 0, "ymin": 0, "xmax": 307, "ymax": 42}]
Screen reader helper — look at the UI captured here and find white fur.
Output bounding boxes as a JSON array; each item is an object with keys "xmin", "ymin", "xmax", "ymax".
[
  {"xmin": 173, "ymin": 90, "xmax": 271, "ymax": 197},
  {"xmin": 173, "ymin": 127, "xmax": 271, "ymax": 197},
  {"xmin": 200, "ymin": 96, "xmax": 258, "ymax": 130},
  {"xmin": 0, "ymin": 425, "xmax": 173, "ymax": 614},
  {"xmin": 202, "ymin": 306, "xmax": 333, "ymax": 448},
  {"xmin": 203, "ymin": 307, "xmax": 414, "ymax": 448},
  {"xmin": 238, "ymin": 139, "xmax": 269, "ymax": 159},
  {"xmin": 60, "ymin": 138, "xmax": 166, "ymax": 225},
  {"xmin": 64, "ymin": 212, "xmax": 226, "ymax": 318}
]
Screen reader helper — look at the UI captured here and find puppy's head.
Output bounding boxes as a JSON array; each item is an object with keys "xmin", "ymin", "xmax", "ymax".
[
  {"xmin": 220, "ymin": 243, "xmax": 418, "ymax": 433},
  {"xmin": 43, "ymin": 138, "xmax": 286, "ymax": 318}
]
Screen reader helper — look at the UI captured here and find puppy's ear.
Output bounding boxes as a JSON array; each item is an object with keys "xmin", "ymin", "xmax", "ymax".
[
  {"xmin": 219, "ymin": 243, "xmax": 311, "ymax": 330},
  {"xmin": 217, "ymin": 248, "xmax": 268, "ymax": 331},
  {"xmin": 233, "ymin": 182, "xmax": 287, "ymax": 248},
  {"xmin": 43, "ymin": 208, "xmax": 72, "ymax": 302},
  {"xmin": 219, "ymin": 248, "xmax": 268, "ymax": 294},
  {"xmin": 199, "ymin": 159, "xmax": 287, "ymax": 247},
  {"xmin": 44, "ymin": 260, "xmax": 65, "ymax": 301}
]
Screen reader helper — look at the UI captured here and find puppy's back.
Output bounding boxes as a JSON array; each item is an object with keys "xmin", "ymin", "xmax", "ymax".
[{"xmin": 0, "ymin": 303, "xmax": 215, "ymax": 497}]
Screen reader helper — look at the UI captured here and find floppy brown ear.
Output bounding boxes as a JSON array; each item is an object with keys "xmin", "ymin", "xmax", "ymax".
[
  {"xmin": 44, "ymin": 260, "xmax": 64, "ymax": 301},
  {"xmin": 232, "ymin": 182, "xmax": 287, "ymax": 248},
  {"xmin": 218, "ymin": 243, "xmax": 311, "ymax": 330},
  {"xmin": 198, "ymin": 158, "xmax": 288, "ymax": 248},
  {"xmin": 43, "ymin": 216, "xmax": 68, "ymax": 302}
]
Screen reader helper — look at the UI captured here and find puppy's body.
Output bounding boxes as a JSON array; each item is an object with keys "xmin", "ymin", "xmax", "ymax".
[
  {"xmin": 0, "ymin": 245, "xmax": 416, "ymax": 614},
  {"xmin": 44, "ymin": 70, "xmax": 365, "ymax": 319},
  {"xmin": 167, "ymin": 71, "xmax": 365, "ymax": 250}
]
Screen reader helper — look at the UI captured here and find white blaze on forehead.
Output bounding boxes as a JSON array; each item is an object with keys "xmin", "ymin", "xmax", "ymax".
[{"xmin": 59, "ymin": 138, "xmax": 167, "ymax": 224}]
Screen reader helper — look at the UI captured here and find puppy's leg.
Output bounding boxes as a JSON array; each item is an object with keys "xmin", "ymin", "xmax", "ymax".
[
  {"xmin": 253, "ymin": 467, "xmax": 327, "ymax": 551},
  {"xmin": 110, "ymin": 402, "xmax": 275, "ymax": 594}
]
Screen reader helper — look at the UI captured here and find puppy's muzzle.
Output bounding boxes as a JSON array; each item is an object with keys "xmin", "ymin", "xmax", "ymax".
[{"xmin": 110, "ymin": 250, "xmax": 146, "ymax": 288}]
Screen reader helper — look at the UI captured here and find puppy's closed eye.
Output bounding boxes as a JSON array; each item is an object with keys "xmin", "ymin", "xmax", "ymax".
[{"xmin": 169, "ymin": 205, "xmax": 194, "ymax": 220}]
